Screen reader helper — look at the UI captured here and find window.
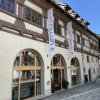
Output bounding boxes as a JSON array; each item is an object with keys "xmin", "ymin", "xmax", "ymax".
[
  {"xmin": 77, "ymin": 34, "xmax": 81, "ymax": 44},
  {"xmin": 52, "ymin": 55, "xmax": 64, "ymax": 66},
  {"xmin": 92, "ymin": 56, "xmax": 93, "ymax": 62},
  {"xmin": 94, "ymin": 44, "xmax": 98, "ymax": 51},
  {"xmin": 96, "ymin": 58, "xmax": 99, "ymax": 63},
  {"xmin": 25, "ymin": 7, "xmax": 32, "ymax": 21},
  {"xmin": 25, "ymin": 6, "xmax": 43, "ymax": 26},
  {"xmin": 87, "ymin": 55, "xmax": 90, "ymax": 63},
  {"xmin": 54, "ymin": 18, "xmax": 62, "ymax": 36},
  {"xmin": 90, "ymin": 42, "xmax": 93, "ymax": 49},
  {"xmin": 13, "ymin": 49, "xmax": 42, "ymax": 99},
  {"xmin": 82, "ymin": 37, "xmax": 85, "ymax": 45},
  {"xmin": 0, "ymin": 0, "xmax": 15, "ymax": 13}
]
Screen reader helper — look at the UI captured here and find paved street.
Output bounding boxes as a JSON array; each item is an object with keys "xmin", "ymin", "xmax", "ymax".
[
  {"xmin": 61, "ymin": 88, "xmax": 100, "ymax": 100},
  {"xmin": 40, "ymin": 81, "xmax": 100, "ymax": 100}
]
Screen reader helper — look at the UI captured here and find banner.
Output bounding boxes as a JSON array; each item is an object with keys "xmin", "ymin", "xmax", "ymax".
[
  {"xmin": 66, "ymin": 21, "xmax": 75, "ymax": 59},
  {"xmin": 47, "ymin": 8, "xmax": 55, "ymax": 56}
]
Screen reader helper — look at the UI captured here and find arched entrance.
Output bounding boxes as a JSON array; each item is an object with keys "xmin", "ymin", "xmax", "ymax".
[
  {"xmin": 12, "ymin": 49, "xmax": 43, "ymax": 100},
  {"xmin": 51, "ymin": 54, "xmax": 67, "ymax": 93},
  {"xmin": 70, "ymin": 57, "xmax": 81, "ymax": 86}
]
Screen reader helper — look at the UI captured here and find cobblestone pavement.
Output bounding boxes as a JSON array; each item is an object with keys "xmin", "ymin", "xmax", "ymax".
[{"xmin": 39, "ymin": 81, "xmax": 100, "ymax": 100}]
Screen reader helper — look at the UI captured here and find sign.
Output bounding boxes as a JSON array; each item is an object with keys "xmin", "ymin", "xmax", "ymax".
[
  {"xmin": 66, "ymin": 21, "xmax": 75, "ymax": 59},
  {"xmin": 47, "ymin": 8, "xmax": 55, "ymax": 56}
]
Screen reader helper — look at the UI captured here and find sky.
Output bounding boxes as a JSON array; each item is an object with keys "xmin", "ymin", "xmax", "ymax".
[{"xmin": 60, "ymin": 0, "xmax": 100, "ymax": 34}]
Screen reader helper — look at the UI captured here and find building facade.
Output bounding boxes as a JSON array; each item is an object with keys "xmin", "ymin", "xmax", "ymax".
[{"xmin": 0, "ymin": 0, "xmax": 99, "ymax": 100}]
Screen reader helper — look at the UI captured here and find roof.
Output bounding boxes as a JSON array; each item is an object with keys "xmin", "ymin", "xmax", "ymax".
[
  {"xmin": 49, "ymin": 0, "xmax": 99, "ymax": 39},
  {"xmin": 51, "ymin": 0, "xmax": 90, "ymax": 26}
]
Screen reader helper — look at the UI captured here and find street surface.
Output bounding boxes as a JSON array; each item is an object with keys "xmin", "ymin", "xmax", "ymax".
[{"xmin": 40, "ymin": 81, "xmax": 100, "ymax": 100}]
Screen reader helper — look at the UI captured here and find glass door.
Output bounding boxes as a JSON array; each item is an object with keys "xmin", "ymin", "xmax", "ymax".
[
  {"xmin": 53, "ymin": 69, "xmax": 61, "ymax": 90},
  {"xmin": 51, "ymin": 55, "xmax": 65, "ymax": 92}
]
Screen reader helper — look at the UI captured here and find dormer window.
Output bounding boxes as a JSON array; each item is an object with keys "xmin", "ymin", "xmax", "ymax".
[{"xmin": 0, "ymin": 0, "xmax": 15, "ymax": 13}]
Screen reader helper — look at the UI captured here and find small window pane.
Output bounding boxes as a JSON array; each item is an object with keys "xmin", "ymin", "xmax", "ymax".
[
  {"xmin": 82, "ymin": 38, "xmax": 85, "ymax": 45},
  {"xmin": 87, "ymin": 56, "xmax": 90, "ymax": 63},
  {"xmin": 77, "ymin": 35, "xmax": 80, "ymax": 44},
  {"xmin": 7, "ymin": 0, "xmax": 14, "ymax": 13},
  {"xmin": 54, "ymin": 19, "xmax": 62, "ymax": 36},
  {"xmin": 32, "ymin": 11, "xmax": 36, "ymax": 23},
  {"xmin": 37, "ymin": 14, "xmax": 42, "ymax": 25},
  {"xmin": 25, "ymin": 7, "xmax": 32, "ymax": 21},
  {"xmin": 0, "ymin": 0, "xmax": 14, "ymax": 13},
  {"xmin": 0, "ymin": 0, "xmax": 6, "ymax": 9}
]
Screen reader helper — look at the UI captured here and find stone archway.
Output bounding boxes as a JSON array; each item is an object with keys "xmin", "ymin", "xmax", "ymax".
[
  {"xmin": 12, "ymin": 49, "xmax": 44, "ymax": 100},
  {"xmin": 70, "ymin": 57, "xmax": 81, "ymax": 86},
  {"xmin": 51, "ymin": 54, "xmax": 68, "ymax": 93}
]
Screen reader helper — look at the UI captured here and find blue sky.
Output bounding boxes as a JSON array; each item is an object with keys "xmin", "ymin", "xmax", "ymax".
[{"xmin": 60, "ymin": 0, "xmax": 100, "ymax": 34}]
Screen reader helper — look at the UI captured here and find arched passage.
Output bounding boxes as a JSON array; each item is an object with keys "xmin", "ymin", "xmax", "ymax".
[
  {"xmin": 51, "ymin": 54, "xmax": 68, "ymax": 92},
  {"xmin": 12, "ymin": 49, "xmax": 44, "ymax": 100},
  {"xmin": 70, "ymin": 57, "xmax": 81, "ymax": 86}
]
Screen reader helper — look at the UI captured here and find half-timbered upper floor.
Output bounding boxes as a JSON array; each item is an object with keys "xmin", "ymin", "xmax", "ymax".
[{"xmin": 0, "ymin": 0, "xmax": 99, "ymax": 58}]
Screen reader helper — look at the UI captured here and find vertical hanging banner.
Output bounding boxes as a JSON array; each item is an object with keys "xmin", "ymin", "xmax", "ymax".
[
  {"xmin": 47, "ymin": 8, "xmax": 55, "ymax": 56},
  {"xmin": 66, "ymin": 21, "xmax": 75, "ymax": 59}
]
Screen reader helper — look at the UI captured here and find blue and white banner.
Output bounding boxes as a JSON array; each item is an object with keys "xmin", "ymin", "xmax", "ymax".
[
  {"xmin": 66, "ymin": 21, "xmax": 75, "ymax": 59},
  {"xmin": 47, "ymin": 8, "xmax": 55, "ymax": 56}
]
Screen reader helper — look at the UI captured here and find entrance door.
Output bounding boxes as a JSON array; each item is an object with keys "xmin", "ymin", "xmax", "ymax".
[
  {"xmin": 71, "ymin": 70, "xmax": 78, "ymax": 85},
  {"xmin": 51, "ymin": 66, "xmax": 64, "ymax": 92},
  {"xmin": 88, "ymin": 69, "xmax": 91, "ymax": 81},
  {"xmin": 51, "ymin": 55, "xmax": 66, "ymax": 93},
  {"xmin": 51, "ymin": 67, "xmax": 64, "ymax": 91},
  {"xmin": 53, "ymin": 69, "xmax": 61, "ymax": 90},
  {"xmin": 70, "ymin": 57, "xmax": 80, "ymax": 86},
  {"xmin": 72, "ymin": 75, "xmax": 77, "ymax": 85},
  {"xmin": 12, "ymin": 49, "xmax": 42, "ymax": 100}
]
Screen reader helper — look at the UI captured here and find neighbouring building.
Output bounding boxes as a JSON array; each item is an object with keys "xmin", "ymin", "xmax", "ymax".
[{"xmin": 0, "ymin": 0, "xmax": 99, "ymax": 100}]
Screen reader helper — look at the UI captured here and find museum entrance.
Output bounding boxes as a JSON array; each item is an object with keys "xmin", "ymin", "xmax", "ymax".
[
  {"xmin": 70, "ymin": 57, "xmax": 81, "ymax": 86},
  {"xmin": 51, "ymin": 55, "xmax": 67, "ymax": 93},
  {"xmin": 51, "ymin": 66, "xmax": 64, "ymax": 91},
  {"xmin": 12, "ymin": 49, "xmax": 43, "ymax": 100}
]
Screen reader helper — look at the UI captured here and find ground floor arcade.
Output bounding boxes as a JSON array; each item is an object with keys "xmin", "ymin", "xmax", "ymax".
[{"xmin": 12, "ymin": 49, "xmax": 82, "ymax": 100}]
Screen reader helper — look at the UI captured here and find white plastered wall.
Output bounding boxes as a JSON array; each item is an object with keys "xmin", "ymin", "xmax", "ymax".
[
  {"xmin": 0, "ymin": 31, "xmax": 99, "ymax": 100},
  {"xmin": 0, "ymin": 31, "xmax": 70, "ymax": 99},
  {"xmin": 0, "ymin": 31, "xmax": 50, "ymax": 99},
  {"xmin": 83, "ymin": 54, "xmax": 99, "ymax": 81},
  {"xmin": 0, "ymin": 11, "xmax": 16, "ymax": 24}
]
